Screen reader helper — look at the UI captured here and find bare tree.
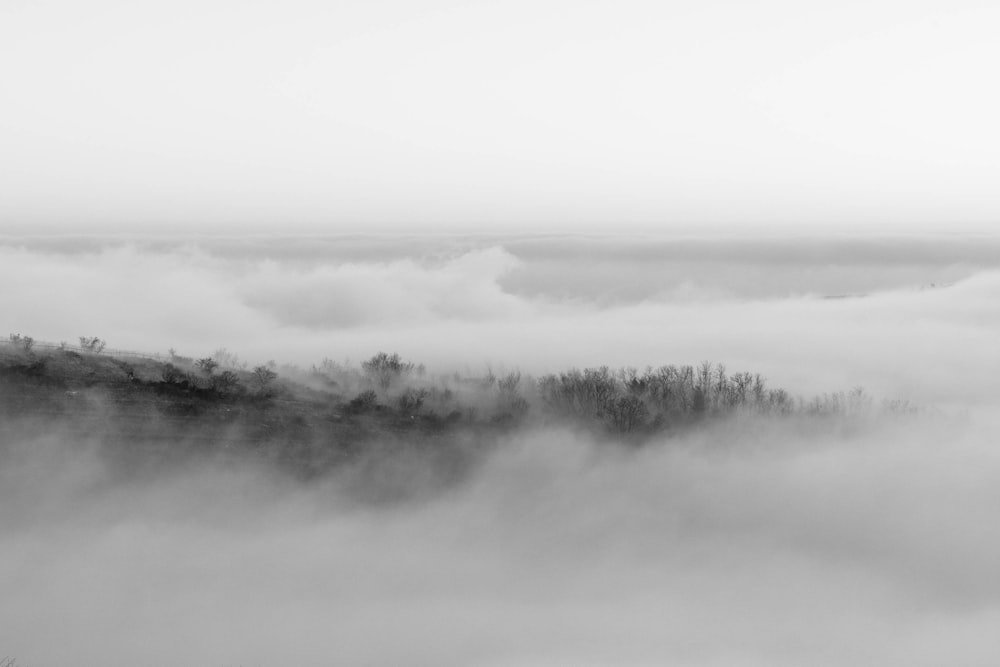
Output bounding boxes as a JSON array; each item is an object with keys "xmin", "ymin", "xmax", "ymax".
[
  {"xmin": 606, "ymin": 395, "xmax": 648, "ymax": 433},
  {"xmin": 362, "ymin": 351, "xmax": 414, "ymax": 392},
  {"xmin": 539, "ymin": 366, "xmax": 617, "ymax": 420},
  {"xmin": 731, "ymin": 371, "xmax": 753, "ymax": 408},
  {"xmin": 196, "ymin": 357, "xmax": 219, "ymax": 376},
  {"xmin": 696, "ymin": 361, "xmax": 713, "ymax": 397},
  {"xmin": 211, "ymin": 370, "xmax": 240, "ymax": 394},
  {"xmin": 751, "ymin": 373, "xmax": 767, "ymax": 409},
  {"xmin": 496, "ymin": 371, "xmax": 528, "ymax": 416},
  {"xmin": 713, "ymin": 363, "xmax": 729, "ymax": 410},
  {"xmin": 251, "ymin": 365, "xmax": 278, "ymax": 392},
  {"xmin": 398, "ymin": 388, "xmax": 428, "ymax": 413},
  {"xmin": 79, "ymin": 336, "xmax": 106, "ymax": 354}
]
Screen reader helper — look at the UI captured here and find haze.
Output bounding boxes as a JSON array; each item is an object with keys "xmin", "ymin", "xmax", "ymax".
[
  {"xmin": 3, "ymin": 0, "xmax": 999, "ymax": 662},
  {"xmin": 2, "ymin": 232, "xmax": 1000, "ymax": 664},
  {"xmin": 4, "ymin": 412, "xmax": 1000, "ymax": 665},
  {"xmin": 2, "ymin": 0, "xmax": 999, "ymax": 231},
  {"xmin": 2, "ymin": 233, "xmax": 998, "ymax": 406}
]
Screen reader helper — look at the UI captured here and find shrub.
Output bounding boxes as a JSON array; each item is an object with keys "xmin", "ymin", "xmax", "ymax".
[
  {"xmin": 161, "ymin": 363, "xmax": 184, "ymax": 384},
  {"xmin": 196, "ymin": 357, "xmax": 219, "ymax": 376},
  {"xmin": 9, "ymin": 333, "xmax": 34, "ymax": 352},
  {"xmin": 211, "ymin": 370, "xmax": 240, "ymax": 394},
  {"xmin": 398, "ymin": 388, "xmax": 428, "ymax": 413},
  {"xmin": 79, "ymin": 336, "xmax": 106, "ymax": 353},
  {"xmin": 361, "ymin": 352, "xmax": 414, "ymax": 392},
  {"xmin": 348, "ymin": 389, "xmax": 379, "ymax": 413},
  {"xmin": 251, "ymin": 365, "xmax": 278, "ymax": 391}
]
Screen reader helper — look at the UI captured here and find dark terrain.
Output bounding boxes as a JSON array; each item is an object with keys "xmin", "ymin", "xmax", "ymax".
[{"xmin": 0, "ymin": 340, "xmax": 908, "ymax": 482}]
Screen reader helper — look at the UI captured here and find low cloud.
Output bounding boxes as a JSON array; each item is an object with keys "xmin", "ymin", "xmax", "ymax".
[
  {"xmin": 3, "ymin": 232, "xmax": 999, "ymax": 664},
  {"xmin": 240, "ymin": 246, "xmax": 527, "ymax": 328},
  {"xmin": 1, "ymin": 234, "xmax": 998, "ymax": 406},
  {"xmin": 3, "ymin": 414, "xmax": 1000, "ymax": 666}
]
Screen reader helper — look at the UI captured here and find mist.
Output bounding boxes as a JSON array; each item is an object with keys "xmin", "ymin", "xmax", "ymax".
[
  {"xmin": 4, "ymin": 411, "xmax": 1000, "ymax": 666},
  {"xmin": 3, "ymin": 232, "xmax": 1000, "ymax": 664},
  {"xmin": 2, "ymin": 233, "xmax": 999, "ymax": 405},
  {"xmin": 5, "ymin": 0, "xmax": 998, "ymax": 659}
]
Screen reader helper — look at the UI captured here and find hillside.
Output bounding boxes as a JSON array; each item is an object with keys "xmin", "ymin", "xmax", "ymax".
[
  {"xmin": 1, "ymin": 338, "xmax": 911, "ymax": 480},
  {"xmin": 0, "ymin": 344, "xmax": 495, "ymax": 477}
]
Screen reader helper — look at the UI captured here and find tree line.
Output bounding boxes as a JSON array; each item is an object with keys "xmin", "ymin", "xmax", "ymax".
[
  {"xmin": 3, "ymin": 335, "xmax": 910, "ymax": 438},
  {"xmin": 306, "ymin": 352, "xmax": 892, "ymax": 436}
]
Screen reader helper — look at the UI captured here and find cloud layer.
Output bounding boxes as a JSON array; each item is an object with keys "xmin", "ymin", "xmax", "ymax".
[
  {"xmin": 3, "ymin": 232, "xmax": 1000, "ymax": 664},
  {"xmin": 3, "ymin": 414, "xmax": 1000, "ymax": 666},
  {"xmin": 2, "ymin": 233, "xmax": 998, "ymax": 406}
]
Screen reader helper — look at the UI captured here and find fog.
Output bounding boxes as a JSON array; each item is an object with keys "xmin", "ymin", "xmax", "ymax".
[
  {"xmin": 2, "ymin": 233, "xmax": 999, "ymax": 405},
  {"xmin": 3, "ymin": 232, "xmax": 1000, "ymax": 664},
  {"xmin": 4, "ymin": 412, "xmax": 1000, "ymax": 666},
  {"xmin": 5, "ymin": 0, "xmax": 998, "ymax": 660}
]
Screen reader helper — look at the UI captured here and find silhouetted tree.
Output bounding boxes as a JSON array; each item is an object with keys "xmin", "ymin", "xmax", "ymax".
[
  {"xmin": 606, "ymin": 395, "xmax": 648, "ymax": 433},
  {"xmin": 751, "ymin": 373, "xmax": 767, "ymax": 408},
  {"xmin": 539, "ymin": 366, "xmax": 617, "ymax": 421},
  {"xmin": 398, "ymin": 388, "xmax": 428, "ymax": 413},
  {"xmin": 496, "ymin": 371, "xmax": 528, "ymax": 416},
  {"xmin": 766, "ymin": 388, "xmax": 793, "ymax": 414},
  {"xmin": 713, "ymin": 363, "xmax": 729, "ymax": 410},
  {"xmin": 362, "ymin": 352, "xmax": 414, "ymax": 392},
  {"xmin": 251, "ymin": 365, "xmax": 278, "ymax": 391},
  {"xmin": 211, "ymin": 370, "xmax": 240, "ymax": 394}
]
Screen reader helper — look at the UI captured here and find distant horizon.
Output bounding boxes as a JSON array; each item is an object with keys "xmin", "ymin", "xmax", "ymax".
[
  {"xmin": 4, "ymin": 0, "xmax": 999, "ymax": 233},
  {"xmin": 5, "ymin": 1, "xmax": 1000, "ymax": 661},
  {"xmin": 4, "ymin": 221, "xmax": 999, "ymax": 238},
  {"xmin": 2, "ymin": 232, "xmax": 997, "ymax": 409}
]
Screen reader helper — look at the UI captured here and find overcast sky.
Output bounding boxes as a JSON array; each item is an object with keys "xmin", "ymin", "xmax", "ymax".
[{"xmin": 2, "ymin": 0, "xmax": 998, "ymax": 233}]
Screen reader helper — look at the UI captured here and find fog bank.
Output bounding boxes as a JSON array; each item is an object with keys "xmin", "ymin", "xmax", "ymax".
[
  {"xmin": 3, "ymin": 413, "xmax": 1000, "ymax": 666},
  {"xmin": 2, "ymin": 234, "xmax": 999, "ymax": 406}
]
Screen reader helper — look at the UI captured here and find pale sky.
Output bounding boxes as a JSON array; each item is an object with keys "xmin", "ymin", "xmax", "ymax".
[{"xmin": 2, "ymin": 0, "xmax": 998, "ymax": 233}]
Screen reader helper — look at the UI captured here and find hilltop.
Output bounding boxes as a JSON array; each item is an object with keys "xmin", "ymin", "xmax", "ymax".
[
  {"xmin": 1, "ymin": 336, "xmax": 914, "ymax": 478},
  {"xmin": 0, "ymin": 342, "xmax": 489, "ymax": 476}
]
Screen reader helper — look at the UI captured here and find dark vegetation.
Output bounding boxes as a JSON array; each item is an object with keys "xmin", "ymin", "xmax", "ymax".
[{"xmin": 0, "ymin": 336, "xmax": 919, "ymax": 478}]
